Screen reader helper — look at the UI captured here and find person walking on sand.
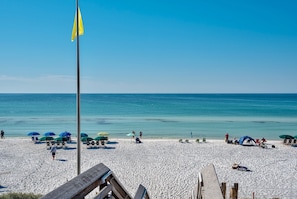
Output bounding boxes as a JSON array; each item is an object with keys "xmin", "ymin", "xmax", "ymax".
[{"xmin": 50, "ymin": 145, "xmax": 57, "ymax": 160}]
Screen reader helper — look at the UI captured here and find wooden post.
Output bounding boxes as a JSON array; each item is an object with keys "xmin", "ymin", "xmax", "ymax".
[
  {"xmin": 221, "ymin": 182, "xmax": 226, "ymax": 199},
  {"xmin": 229, "ymin": 183, "xmax": 238, "ymax": 199},
  {"xmin": 234, "ymin": 183, "xmax": 238, "ymax": 199}
]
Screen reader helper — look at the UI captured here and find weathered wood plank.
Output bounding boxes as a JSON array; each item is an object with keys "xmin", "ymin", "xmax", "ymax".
[
  {"xmin": 134, "ymin": 184, "xmax": 150, "ymax": 199},
  {"xmin": 41, "ymin": 163, "xmax": 110, "ymax": 199},
  {"xmin": 110, "ymin": 176, "xmax": 132, "ymax": 199},
  {"xmin": 201, "ymin": 164, "xmax": 224, "ymax": 199},
  {"xmin": 94, "ymin": 184, "xmax": 112, "ymax": 199}
]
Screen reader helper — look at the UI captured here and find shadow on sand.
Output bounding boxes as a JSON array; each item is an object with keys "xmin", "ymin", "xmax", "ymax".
[
  {"xmin": 107, "ymin": 141, "xmax": 119, "ymax": 145},
  {"xmin": 56, "ymin": 159, "xmax": 68, "ymax": 162}
]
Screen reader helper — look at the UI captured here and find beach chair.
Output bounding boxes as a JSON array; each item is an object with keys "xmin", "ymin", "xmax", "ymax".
[
  {"xmin": 185, "ymin": 139, "xmax": 189, "ymax": 143},
  {"xmin": 96, "ymin": 141, "xmax": 100, "ymax": 148},
  {"xmin": 196, "ymin": 138, "xmax": 199, "ymax": 143},
  {"xmin": 46, "ymin": 141, "xmax": 51, "ymax": 149},
  {"xmin": 91, "ymin": 140, "xmax": 95, "ymax": 148},
  {"xmin": 179, "ymin": 139, "xmax": 183, "ymax": 143},
  {"xmin": 62, "ymin": 141, "xmax": 66, "ymax": 148},
  {"xmin": 203, "ymin": 138, "xmax": 206, "ymax": 142},
  {"xmin": 86, "ymin": 141, "xmax": 91, "ymax": 148},
  {"xmin": 56, "ymin": 141, "xmax": 61, "ymax": 148}
]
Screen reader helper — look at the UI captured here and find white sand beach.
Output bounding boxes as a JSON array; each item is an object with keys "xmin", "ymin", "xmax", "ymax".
[{"xmin": 0, "ymin": 137, "xmax": 297, "ymax": 199}]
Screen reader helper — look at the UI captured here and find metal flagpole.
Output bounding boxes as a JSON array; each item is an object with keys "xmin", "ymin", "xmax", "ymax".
[{"xmin": 76, "ymin": 0, "xmax": 81, "ymax": 175}]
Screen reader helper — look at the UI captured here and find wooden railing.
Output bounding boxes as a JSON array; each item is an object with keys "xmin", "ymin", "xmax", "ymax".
[
  {"xmin": 191, "ymin": 164, "xmax": 224, "ymax": 199},
  {"xmin": 41, "ymin": 163, "xmax": 150, "ymax": 199}
]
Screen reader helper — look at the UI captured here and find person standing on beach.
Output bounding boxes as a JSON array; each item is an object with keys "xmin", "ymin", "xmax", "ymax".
[
  {"xmin": 225, "ymin": 133, "xmax": 229, "ymax": 142},
  {"xmin": 139, "ymin": 131, "xmax": 143, "ymax": 139},
  {"xmin": 50, "ymin": 145, "xmax": 57, "ymax": 160},
  {"xmin": 1, "ymin": 130, "xmax": 4, "ymax": 139}
]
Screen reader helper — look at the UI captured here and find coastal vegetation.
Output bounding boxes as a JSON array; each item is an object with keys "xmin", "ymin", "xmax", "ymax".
[{"xmin": 0, "ymin": 193, "xmax": 42, "ymax": 199}]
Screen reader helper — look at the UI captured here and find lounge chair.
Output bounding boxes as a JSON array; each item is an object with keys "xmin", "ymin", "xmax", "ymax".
[
  {"xmin": 62, "ymin": 141, "xmax": 66, "ymax": 148},
  {"xmin": 91, "ymin": 140, "xmax": 95, "ymax": 147},
  {"xmin": 86, "ymin": 141, "xmax": 91, "ymax": 148},
  {"xmin": 56, "ymin": 141, "xmax": 61, "ymax": 148},
  {"xmin": 101, "ymin": 140, "xmax": 105, "ymax": 146},
  {"xmin": 179, "ymin": 139, "xmax": 183, "ymax": 143},
  {"xmin": 46, "ymin": 141, "xmax": 51, "ymax": 149},
  {"xmin": 203, "ymin": 138, "xmax": 206, "ymax": 142},
  {"xmin": 185, "ymin": 139, "xmax": 189, "ymax": 143}
]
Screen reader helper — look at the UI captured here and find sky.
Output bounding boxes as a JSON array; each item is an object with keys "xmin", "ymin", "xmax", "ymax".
[{"xmin": 1, "ymin": 0, "xmax": 297, "ymax": 93}]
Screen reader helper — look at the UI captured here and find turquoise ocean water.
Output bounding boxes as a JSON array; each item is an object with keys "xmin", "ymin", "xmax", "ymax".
[{"xmin": 0, "ymin": 94, "xmax": 296, "ymax": 140}]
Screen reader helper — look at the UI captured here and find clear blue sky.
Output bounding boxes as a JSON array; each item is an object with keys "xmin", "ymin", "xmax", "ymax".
[{"xmin": 1, "ymin": 0, "xmax": 296, "ymax": 93}]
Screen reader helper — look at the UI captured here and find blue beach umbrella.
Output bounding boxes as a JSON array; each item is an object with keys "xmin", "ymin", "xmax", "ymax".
[
  {"xmin": 44, "ymin": 132, "xmax": 56, "ymax": 137},
  {"xmin": 81, "ymin": 132, "xmax": 88, "ymax": 137},
  {"xmin": 27, "ymin": 132, "xmax": 40, "ymax": 136},
  {"xmin": 59, "ymin": 131, "xmax": 71, "ymax": 137}
]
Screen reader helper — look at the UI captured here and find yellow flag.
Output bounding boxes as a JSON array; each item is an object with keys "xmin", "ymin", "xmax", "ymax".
[{"xmin": 71, "ymin": 7, "xmax": 84, "ymax": 42}]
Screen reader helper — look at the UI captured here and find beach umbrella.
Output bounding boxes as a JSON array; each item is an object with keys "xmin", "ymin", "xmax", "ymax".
[
  {"xmin": 279, "ymin": 135, "xmax": 294, "ymax": 139},
  {"xmin": 55, "ymin": 137, "xmax": 67, "ymax": 142},
  {"xmin": 126, "ymin": 133, "xmax": 135, "ymax": 142},
  {"xmin": 126, "ymin": 133, "xmax": 134, "ymax": 137},
  {"xmin": 294, "ymin": 135, "xmax": 297, "ymax": 139},
  {"xmin": 27, "ymin": 132, "xmax": 40, "ymax": 136},
  {"xmin": 44, "ymin": 132, "xmax": 55, "ymax": 137},
  {"xmin": 81, "ymin": 137, "xmax": 93, "ymax": 142},
  {"xmin": 97, "ymin": 132, "xmax": 109, "ymax": 137},
  {"xmin": 94, "ymin": 136, "xmax": 108, "ymax": 141},
  {"xmin": 59, "ymin": 131, "xmax": 71, "ymax": 137},
  {"xmin": 81, "ymin": 132, "xmax": 88, "ymax": 137},
  {"xmin": 39, "ymin": 136, "xmax": 54, "ymax": 141}
]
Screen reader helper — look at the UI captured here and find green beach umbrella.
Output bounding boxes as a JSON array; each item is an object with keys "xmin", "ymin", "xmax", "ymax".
[
  {"xmin": 81, "ymin": 137, "xmax": 93, "ymax": 142},
  {"xmin": 39, "ymin": 136, "xmax": 54, "ymax": 141},
  {"xmin": 55, "ymin": 137, "xmax": 67, "ymax": 142},
  {"xmin": 294, "ymin": 135, "xmax": 297, "ymax": 139},
  {"xmin": 279, "ymin": 135, "xmax": 294, "ymax": 139},
  {"xmin": 94, "ymin": 136, "xmax": 108, "ymax": 141}
]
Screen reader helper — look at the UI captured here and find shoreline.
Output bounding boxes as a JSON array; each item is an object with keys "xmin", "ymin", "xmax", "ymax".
[{"xmin": 0, "ymin": 137, "xmax": 296, "ymax": 199}]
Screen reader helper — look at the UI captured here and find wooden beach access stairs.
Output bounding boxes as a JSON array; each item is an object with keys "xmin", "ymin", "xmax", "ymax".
[
  {"xmin": 41, "ymin": 163, "xmax": 234, "ymax": 199},
  {"xmin": 41, "ymin": 163, "xmax": 150, "ymax": 199}
]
